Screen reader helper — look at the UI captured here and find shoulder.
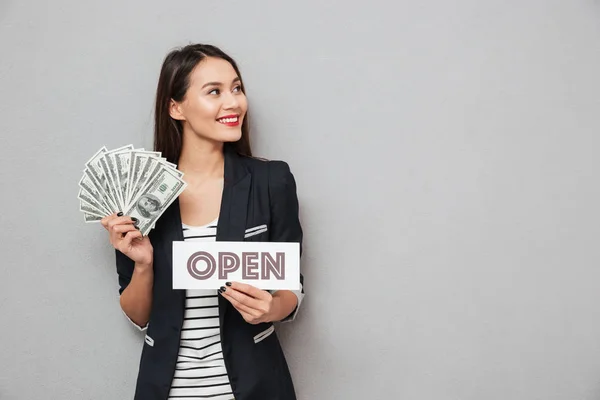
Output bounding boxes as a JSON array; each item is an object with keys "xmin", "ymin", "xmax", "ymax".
[{"xmin": 239, "ymin": 155, "xmax": 295, "ymax": 187}]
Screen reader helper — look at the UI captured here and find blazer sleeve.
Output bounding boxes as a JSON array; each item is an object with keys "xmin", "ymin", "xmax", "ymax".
[
  {"xmin": 268, "ymin": 160, "xmax": 304, "ymax": 322},
  {"xmin": 115, "ymin": 249, "xmax": 148, "ymax": 331}
]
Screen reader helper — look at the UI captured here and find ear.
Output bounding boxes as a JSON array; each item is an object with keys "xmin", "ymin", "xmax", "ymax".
[{"xmin": 169, "ymin": 99, "xmax": 186, "ymax": 121}]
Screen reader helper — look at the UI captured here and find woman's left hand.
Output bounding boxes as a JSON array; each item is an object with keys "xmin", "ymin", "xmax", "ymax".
[{"xmin": 219, "ymin": 282, "xmax": 276, "ymax": 324}]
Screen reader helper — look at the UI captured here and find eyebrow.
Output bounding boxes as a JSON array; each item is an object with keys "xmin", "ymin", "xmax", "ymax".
[{"xmin": 201, "ymin": 77, "xmax": 241, "ymax": 89}]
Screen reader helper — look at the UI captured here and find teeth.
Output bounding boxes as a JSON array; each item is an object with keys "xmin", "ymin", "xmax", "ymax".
[{"xmin": 218, "ymin": 117, "xmax": 238, "ymax": 123}]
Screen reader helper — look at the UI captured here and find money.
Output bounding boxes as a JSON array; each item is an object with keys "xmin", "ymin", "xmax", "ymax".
[
  {"xmin": 78, "ymin": 189, "xmax": 111, "ymax": 216},
  {"xmin": 129, "ymin": 155, "xmax": 155, "ymax": 206},
  {"xmin": 124, "ymin": 165, "xmax": 187, "ymax": 236},
  {"xmin": 113, "ymin": 149, "xmax": 134, "ymax": 210},
  {"xmin": 84, "ymin": 213, "xmax": 103, "ymax": 222},
  {"xmin": 78, "ymin": 174, "xmax": 112, "ymax": 215},
  {"xmin": 127, "ymin": 150, "xmax": 160, "ymax": 204},
  {"xmin": 80, "ymin": 201, "xmax": 107, "ymax": 217},
  {"xmin": 84, "ymin": 147, "xmax": 119, "ymax": 213},
  {"xmin": 78, "ymin": 145, "xmax": 187, "ymax": 234}
]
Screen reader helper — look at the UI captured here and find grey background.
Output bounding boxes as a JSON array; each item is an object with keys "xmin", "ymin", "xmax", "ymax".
[{"xmin": 1, "ymin": 1, "xmax": 599, "ymax": 399}]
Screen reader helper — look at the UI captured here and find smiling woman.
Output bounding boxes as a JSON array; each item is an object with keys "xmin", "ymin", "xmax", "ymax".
[{"xmin": 101, "ymin": 44, "xmax": 304, "ymax": 400}]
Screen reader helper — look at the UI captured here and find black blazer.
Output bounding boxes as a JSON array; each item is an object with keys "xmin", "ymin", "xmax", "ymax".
[{"xmin": 115, "ymin": 146, "xmax": 304, "ymax": 400}]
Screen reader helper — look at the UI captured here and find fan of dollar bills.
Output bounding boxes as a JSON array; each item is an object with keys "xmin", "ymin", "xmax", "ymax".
[{"xmin": 78, "ymin": 144, "xmax": 188, "ymax": 236}]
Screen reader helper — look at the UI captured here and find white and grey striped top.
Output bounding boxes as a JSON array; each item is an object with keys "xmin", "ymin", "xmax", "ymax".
[{"xmin": 167, "ymin": 218, "xmax": 235, "ymax": 400}]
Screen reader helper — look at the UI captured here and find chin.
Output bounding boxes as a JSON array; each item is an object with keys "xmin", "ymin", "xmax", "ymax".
[{"xmin": 218, "ymin": 131, "xmax": 243, "ymax": 143}]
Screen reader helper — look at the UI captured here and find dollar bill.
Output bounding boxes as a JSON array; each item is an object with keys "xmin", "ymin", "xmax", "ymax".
[
  {"xmin": 104, "ymin": 144, "xmax": 134, "ymax": 210},
  {"xmin": 143, "ymin": 159, "xmax": 183, "ymax": 191},
  {"xmin": 124, "ymin": 165, "xmax": 187, "ymax": 235},
  {"xmin": 80, "ymin": 202, "xmax": 105, "ymax": 218},
  {"xmin": 83, "ymin": 167, "xmax": 118, "ymax": 213},
  {"xmin": 127, "ymin": 150, "xmax": 160, "ymax": 203},
  {"xmin": 165, "ymin": 161, "xmax": 177, "ymax": 169},
  {"xmin": 129, "ymin": 155, "xmax": 155, "ymax": 208},
  {"xmin": 99, "ymin": 155, "xmax": 123, "ymax": 211},
  {"xmin": 78, "ymin": 189, "xmax": 111, "ymax": 216},
  {"xmin": 113, "ymin": 148, "xmax": 141, "ymax": 212},
  {"xmin": 106, "ymin": 153, "xmax": 124, "ymax": 209},
  {"xmin": 83, "ymin": 213, "xmax": 103, "ymax": 223},
  {"xmin": 81, "ymin": 202, "xmax": 107, "ymax": 218},
  {"xmin": 84, "ymin": 147, "xmax": 120, "ymax": 212},
  {"xmin": 78, "ymin": 173, "xmax": 112, "ymax": 214},
  {"xmin": 128, "ymin": 158, "xmax": 184, "ymax": 211}
]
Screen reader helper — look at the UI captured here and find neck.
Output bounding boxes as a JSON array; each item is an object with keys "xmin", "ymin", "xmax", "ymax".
[{"xmin": 177, "ymin": 131, "xmax": 225, "ymax": 179}]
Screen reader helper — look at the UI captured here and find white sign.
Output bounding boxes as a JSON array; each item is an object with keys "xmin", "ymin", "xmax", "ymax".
[{"xmin": 172, "ymin": 241, "xmax": 300, "ymax": 290}]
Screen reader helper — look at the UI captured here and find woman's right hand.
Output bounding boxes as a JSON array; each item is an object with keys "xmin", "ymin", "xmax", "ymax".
[{"xmin": 101, "ymin": 213, "xmax": 154, "ymax": 266}]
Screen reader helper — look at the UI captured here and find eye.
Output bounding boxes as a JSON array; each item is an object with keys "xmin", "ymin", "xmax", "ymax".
[
  {"xmin": 208, "ymin": 88, "xmax": 220, "ymax": 95},
  {"xmin": 232, "ymin": 85, "xmax": 242, "ymax": 93}
]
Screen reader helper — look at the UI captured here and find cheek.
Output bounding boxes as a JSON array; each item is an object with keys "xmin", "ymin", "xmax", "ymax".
[
  {"xmin": 185, "ymin": 97, "xmax": 219, "ymax": 126},
  {"xmin": 239, "ymin": 95, "xmax": 249, "ymax": 116}
]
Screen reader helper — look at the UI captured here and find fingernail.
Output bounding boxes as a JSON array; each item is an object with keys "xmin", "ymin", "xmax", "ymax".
[
  {"xmin": 217, "ymin": 288, "xmax": 224, "ymax": 294},
  {"xmin": 219, "ymin": 286, "xmax": 226, "ymax": 292},
  {"xmin": 225, "ymin": 282, "xmax": 232, "ymax": 287},
  {"xmin": 135, "ymin": 225, "xmax": 140, "ymax": 230},
  {"xmin": 117, "ymin": 212, "xmax": 123, "ymax": 217},
  {"xmin": 131, "ymin": 217, "xmax": 138, "ymax": 222}
]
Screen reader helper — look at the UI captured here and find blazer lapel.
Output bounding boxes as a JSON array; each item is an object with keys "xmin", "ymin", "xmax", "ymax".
[
  {"xmin": 216, "ymin": 146, "xmax": 251, "ymax": 325},
  {"xmin": 159, "ymin": 197, "xmax": 186, "ymax": 331}
]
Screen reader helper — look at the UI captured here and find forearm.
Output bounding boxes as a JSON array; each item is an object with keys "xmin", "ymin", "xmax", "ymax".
[
  {"xmin": 120, "ymin": 263, "xmax": 154, "ymax": 327},
  {"xmin": 270, "ymin": 290, "xmax": 298, "ymax": 322}
]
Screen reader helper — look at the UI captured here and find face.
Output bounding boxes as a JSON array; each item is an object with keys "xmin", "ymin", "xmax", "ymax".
[
  {"xmin": 139, "ymin": 197, "xmax": 158, "ymax": 212},
  {"xmin": 170, "ymin": 57, "xmax": 248, "ymax": 144}
]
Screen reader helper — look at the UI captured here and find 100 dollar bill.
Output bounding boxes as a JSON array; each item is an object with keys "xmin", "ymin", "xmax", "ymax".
[
  {"xmin": 127, "ymin": 150, "xmax": 161, "ymax": 204},
  {"xmin": 124, "ymin": 166, "xmax": 187, "ymax": 235}
]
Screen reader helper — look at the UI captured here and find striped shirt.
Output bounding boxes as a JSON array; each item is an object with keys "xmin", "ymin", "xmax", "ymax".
[{"xmin": 167, "ymin": 218, "xmax": 235, "ymax": 400}]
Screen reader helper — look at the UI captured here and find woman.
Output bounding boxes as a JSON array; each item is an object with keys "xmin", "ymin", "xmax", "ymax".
[{"xmin": 101, "ymin": 43, "xmax": 304, "ymax": 400}]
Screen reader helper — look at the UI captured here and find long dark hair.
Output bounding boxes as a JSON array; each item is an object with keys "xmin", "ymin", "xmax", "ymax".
[{"xmin": 153, "ymin": 43, "xmax": 252, "ymax": 164}]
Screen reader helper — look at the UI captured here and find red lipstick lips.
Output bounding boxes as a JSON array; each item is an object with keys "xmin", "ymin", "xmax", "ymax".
[{"xmin": 217, "ymin": 115, "xmax": 240, "ymax": 127}]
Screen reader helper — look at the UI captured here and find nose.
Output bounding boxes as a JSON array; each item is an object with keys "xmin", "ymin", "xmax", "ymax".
[{"xmin": 222, "ymin": 91, "xmax": 240, "ymax": 110}]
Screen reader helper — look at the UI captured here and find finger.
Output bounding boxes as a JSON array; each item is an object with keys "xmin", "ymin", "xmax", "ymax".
[
  {"xmin": 236, "ymin": 307, "xmax": 258, "ymax": 324},
  {"xmin": 221, "ymin": 286, "xmax": 264, "ymax": 311},
  {"xmin": 107, "ymin": 216, "xmax": 137, "ymax": 231},
  {"xmin": 101, "ymin": 213, "xmax": 120, "ymax": 230},
  {"xmin": 112, "ymin": 224, "xmax": 139, "ymax": 235},
  {"xmin": 227, "ymin": 281, "xmax": 270, "ymax": 300},
  {"xmin": 110, "ymin": 224, "xmax": 138, "ymax": 244},
  {"xmin": 221, "ymin": 291, "xmax": 261, "ymax": 320},
  {"xmin": 118, "ymin": 230, "xmax": 143, "ymax": 251}
]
